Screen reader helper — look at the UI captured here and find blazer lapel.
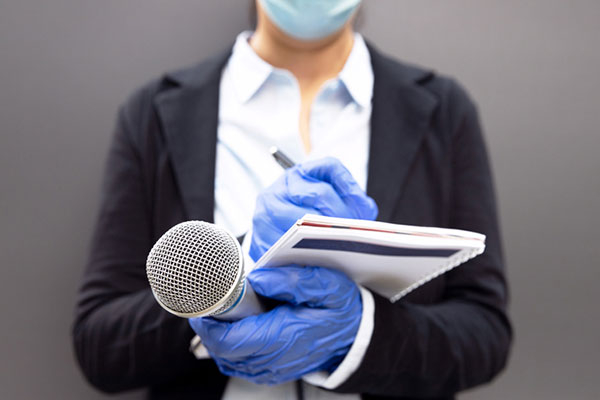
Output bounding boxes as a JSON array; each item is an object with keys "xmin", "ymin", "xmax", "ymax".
[
  {"xmin": 153, "ymin": 44, "xmax": 437, "ymax": 224},
  {"xmin": 366, "ymin": 43, "xmax": 439, "ymax": 222},
  {"xmin": 154, "ymin": 52, "xmax": 231, "ymax": 222}
]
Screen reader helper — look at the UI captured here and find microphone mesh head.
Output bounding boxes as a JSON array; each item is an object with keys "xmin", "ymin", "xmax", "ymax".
[{"xmin": 146, "ymin": 221, "xmax": 243, "ymax": 317}]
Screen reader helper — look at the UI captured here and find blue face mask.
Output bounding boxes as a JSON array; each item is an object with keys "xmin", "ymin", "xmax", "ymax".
[{"xmin": 259, "ymin": 0, "xmax": 362, "ymax": 41}]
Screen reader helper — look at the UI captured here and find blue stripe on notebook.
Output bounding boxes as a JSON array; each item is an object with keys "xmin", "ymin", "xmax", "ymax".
[{"xmin": 292, "ymin": 239, "xmax": 459, "ymax": 258}]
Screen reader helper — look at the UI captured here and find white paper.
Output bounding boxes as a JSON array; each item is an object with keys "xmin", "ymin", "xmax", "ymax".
[{"xmin": 255, "ymin": 215, "xmax": 485, "ymax": 302}]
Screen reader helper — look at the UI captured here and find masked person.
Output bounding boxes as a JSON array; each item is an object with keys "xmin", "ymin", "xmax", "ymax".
[{"xmin": 73, "ymin": 1, "xmax": 512, "ymax": 399}]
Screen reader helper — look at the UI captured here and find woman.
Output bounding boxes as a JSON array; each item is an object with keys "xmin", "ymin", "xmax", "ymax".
[{"xmin": 73, "ymin": 1, "xmax": 511, "ymax": 399}]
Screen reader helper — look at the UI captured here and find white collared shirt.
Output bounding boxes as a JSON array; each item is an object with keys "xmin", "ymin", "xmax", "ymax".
[{"xmin": 213, "ymin": 31, "xmax": 375, "ymax": 400}]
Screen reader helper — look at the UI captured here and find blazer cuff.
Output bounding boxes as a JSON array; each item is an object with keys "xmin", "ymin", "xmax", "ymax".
[{"xmin": 302, "ymin": 285, "xmax": 375, "ymax": 390}]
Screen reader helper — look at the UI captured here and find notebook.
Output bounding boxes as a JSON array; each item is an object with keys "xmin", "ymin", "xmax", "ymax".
[{"xmin": 254, "ymin": 214, "xmax": 486, "ymax": 302}]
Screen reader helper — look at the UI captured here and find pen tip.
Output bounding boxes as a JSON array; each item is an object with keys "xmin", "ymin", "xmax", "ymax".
[{"xmin": 269, "ymin": 146, "xmax": 278, "ymax": 155}]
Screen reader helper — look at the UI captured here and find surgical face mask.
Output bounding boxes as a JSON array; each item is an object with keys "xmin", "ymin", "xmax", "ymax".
[{"xmin": 259, "ymin": 0, "xmax": 362, "ymax": 41}]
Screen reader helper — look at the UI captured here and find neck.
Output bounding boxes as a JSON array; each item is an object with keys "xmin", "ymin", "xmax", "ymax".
[{"xmin": 249, "ymin": 16, "xmax": 355, "ymax": 88}]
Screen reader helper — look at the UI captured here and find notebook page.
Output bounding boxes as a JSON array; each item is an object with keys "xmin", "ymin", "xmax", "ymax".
[{"xmin": 255, "ymin": 220, "xmax": 485, "ymax": 302}]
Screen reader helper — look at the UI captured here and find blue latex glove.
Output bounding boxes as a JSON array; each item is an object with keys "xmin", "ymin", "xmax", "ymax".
[
  {"xmin": 189, "ymin": 265, "xmax": 362, "ymax": 385},
  {"xmin": 250, "ymin": 157, "xmax": 378, "ymax": 261}
]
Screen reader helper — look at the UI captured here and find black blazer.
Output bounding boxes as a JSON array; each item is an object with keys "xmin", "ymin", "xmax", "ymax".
[{"xmin": 73, "ymin": 42, "xmax": 511, "ymax": 400}]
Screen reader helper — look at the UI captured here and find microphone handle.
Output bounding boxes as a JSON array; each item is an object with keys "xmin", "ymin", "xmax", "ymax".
[
  {"xmin": 189, "ymin": 280, "xmax": 265, "ymax": 359},
  {"xmin": 216, "ymin": 280, "xmax": 264, "ymax": 321}
]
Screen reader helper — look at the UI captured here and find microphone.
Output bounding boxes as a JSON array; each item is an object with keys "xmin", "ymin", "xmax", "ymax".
[{"xmin": 146, "ymin": 221, "xmax": 263, "ymax": 322}]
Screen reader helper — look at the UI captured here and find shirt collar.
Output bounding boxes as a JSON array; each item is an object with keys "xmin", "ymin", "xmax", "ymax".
[
  {"xmin": 228, "ymin": 31, "xmax": 273, "ymax": 104},
  {"xmin": 338, "ymin": 33, "xmax": 374, "ymax": 108},
  {"xmin": 228, "ymin": 31, "xmax": 373, "ymax": 107}
]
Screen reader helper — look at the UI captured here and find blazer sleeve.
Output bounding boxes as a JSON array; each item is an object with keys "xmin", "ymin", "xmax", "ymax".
[
  {"xmin": 334, "ymin": 83, "xmax": 512, "ymax": 397},
  {"xmin": 71, "ymin": 100, "xmax": 216, "ymax": 393}
]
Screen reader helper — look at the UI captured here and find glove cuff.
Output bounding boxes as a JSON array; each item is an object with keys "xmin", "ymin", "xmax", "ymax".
[{"xmin": 302, "ymin": 285, "xmax": 375, "ymax": 389}]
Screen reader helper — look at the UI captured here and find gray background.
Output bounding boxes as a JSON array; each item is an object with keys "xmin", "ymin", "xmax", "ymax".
[{"xmin": 1, "ymin": 0, "xmax": 598, "ymax": 399}]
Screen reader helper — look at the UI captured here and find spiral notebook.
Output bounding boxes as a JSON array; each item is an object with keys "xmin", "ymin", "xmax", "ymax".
[{"xmin": 254, "ymin": 214, "xmax": 486, "ymax": 302}]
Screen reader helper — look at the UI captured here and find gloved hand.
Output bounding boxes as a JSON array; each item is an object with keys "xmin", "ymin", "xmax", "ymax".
[
  {"xmin": 250, "ymin": 157, "xmax": 378, "ymax": 261},
  {"xmin": 189, "ymin": 265, "xmax": 363, "ymax": 385}
]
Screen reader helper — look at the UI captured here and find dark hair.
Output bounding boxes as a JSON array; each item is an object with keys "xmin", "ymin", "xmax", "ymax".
[{"xmin": 249, "ymin": 0, "xmax": 257, "ymax": 28}]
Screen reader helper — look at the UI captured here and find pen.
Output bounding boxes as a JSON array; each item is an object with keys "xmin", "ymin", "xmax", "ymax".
[
  {"xmin": 269, "ymin": 146, "xmax": 296, "ymax": 169},
  {"xmin": 193, "ymin": 150, "xmax": 295, "ymax": 360}
]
